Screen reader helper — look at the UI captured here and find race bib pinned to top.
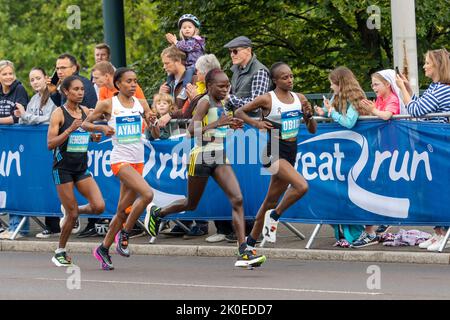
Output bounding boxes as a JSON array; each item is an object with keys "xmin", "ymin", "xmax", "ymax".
[
  {"xmin": 67, "ymin": 129, "xmax": 90, "ymax": 153},
  {"xmin": 116, "ymin": 115, "xmax": 142, "ymax": 144},
  {"xmin": 281, "ymin": 110, "xmax": 301, "ymax": 139}
]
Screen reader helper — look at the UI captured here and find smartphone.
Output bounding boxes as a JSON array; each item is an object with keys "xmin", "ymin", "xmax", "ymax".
[
  {"xmin": 50, "ymin": 70, "xmax": 59, "ymax": 85},
  {"xmin": 395, "ymin": 66, "xmax": 400, "ymax": 75}
]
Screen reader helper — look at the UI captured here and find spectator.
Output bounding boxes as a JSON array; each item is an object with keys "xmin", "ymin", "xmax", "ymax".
[
  {"xmin": 166, "ymin": 14, "xmax": 205, "ymax": 93},
  {"xmin": 223, "ymin": 36, "xmax": 272, "ymax": 117},
  {"xmin": 146, "ymin": 93, "xmax": 179, "ymax": 140},
  {"xmin": 182, "ymin": 53, "xmax": 221, "ymax": 117},
  {"xmin": 13, "ymin": 67, "xmax": 61, "ymax": 238},
  {"xmin": 314, "ymin": 66, "xmax": 369, "ymax": 247},
  {"xmin": 0, "ymin": 60, "xmax": 30, "ymax": 240},
  {"xmin": 92, "ymin": 61, "xmax": 145, "ymax": 100},
  {"xmin": 156, "ymin": 46, "xmax": 204, "ymax": 237},
  {"xmin": 50, "ymin": 53, "xmax": 97, "ymax": 109},
  {"xmin": 157, "ymin": 46, "xmax": 196, "ymax": 127},
  {"xmin": 349, "ymin": 68, "xmax": 405, "ymax": 247},
  {"xmin": 396, "ymin": 48, "xmax": 450, "ymax": 251},
  {"xmin": 360, "ymin": 69, "xmax": 403, "ymax": 120},
  {"xmin": 91, "ymin": 43, "xmax": 114, "ymax": 98},
  {"xmin": 221, "ymin": 36, "xmax": 272, "ymax": 241},
  {"xmin": 15, "ymin": 67, "xmax": 57, "ymax": 125},
  {"xmin": 314, "ymin": 66, "xmax": 369, "ymax": 128}
]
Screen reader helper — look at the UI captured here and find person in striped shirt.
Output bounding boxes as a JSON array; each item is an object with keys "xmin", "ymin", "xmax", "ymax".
[
  {"xmin": 396, "ymin": 48, "xmax": 450, "ymax": 251},
  {"xmin": 396, "ymin": 48, "xmax": 450, "ymax": 123}
]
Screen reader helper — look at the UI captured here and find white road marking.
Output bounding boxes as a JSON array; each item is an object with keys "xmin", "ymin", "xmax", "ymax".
[{"xmin": 31, "ymin": 277, "xmax": 382, "ymax": 296}]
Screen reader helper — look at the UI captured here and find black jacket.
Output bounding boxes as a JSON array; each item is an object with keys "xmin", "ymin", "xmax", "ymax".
[{"xmin": 0, "ymin": 80, "xmax": 29, "ymax": 123}]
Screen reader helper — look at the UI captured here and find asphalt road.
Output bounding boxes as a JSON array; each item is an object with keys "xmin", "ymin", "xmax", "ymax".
[{"xmin": 1, "ymin": 251, "xmax": 450, "ymax": 301}]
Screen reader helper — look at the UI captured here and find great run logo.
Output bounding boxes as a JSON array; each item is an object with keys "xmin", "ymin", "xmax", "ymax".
[
  {"xmin": 298, "ymin": 131, "xmax": 432, "ymax": 219},
  {"xmin": 0, "ymin": 147, "xmax": 22, "ymax": 177}
]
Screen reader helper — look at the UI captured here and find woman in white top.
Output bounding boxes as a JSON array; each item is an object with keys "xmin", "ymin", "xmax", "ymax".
[
  {"xmin": 15, "ymin": 67, "xmax": 57, "ymax": 124},
  {"xmin": 82, "ymin": 68, "xmax": 156, "ymax": 270},
  {"xmin": 235, "ymin": 62, "xmax": 317, "ymax": 249}
]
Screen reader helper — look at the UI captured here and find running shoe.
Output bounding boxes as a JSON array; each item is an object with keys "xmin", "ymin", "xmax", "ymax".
[
  {"xmin": 419, "ymin": 234, "xmax": 441, "ymax": 249},
  {"xmin": 234, "ymin": 249, "xmax": 267, "ymax": 268},
  {"xmin": 144, "ymin": 203, "xmax": 162, "ymax": 237},
  {"xmin": 375, "ymin": 225, "xmax": 391, "ymax": 235},
  {"xmin": 59, "ymin": 205, "xmax": 81, "ymax": 234},
  {"xmin": 350, "ymin": 232, "xmax": 379, "ymax": 248},
  {"xmin": 115, "ymin": 230, "xmax": 130, "ymax": 257},
  {"xmin": 262, "ymin": 209, "xmax": 278, "ymax": 243},
  {"xmin": 51, "ymin": 251, "xmax": 73, "ymax": 267},
  {"xmin": 93, "ymin": 245, "xmax": 114, "ymax": 271}
]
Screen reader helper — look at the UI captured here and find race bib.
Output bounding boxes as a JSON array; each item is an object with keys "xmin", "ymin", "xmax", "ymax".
[
  {"xmin": 116, "ymin": 115, "xmax": 142, "ymax": 144},
  {"xmin": 214, "ymin": 108, "xmax": 230, "ymax": 138},
  {"xmin": 67, "ymin": 130, "xmax": 90, "ymax": 153},
  {"xmin": 281, "ymin": 110, "xmax": 301, "ymax": 139}
]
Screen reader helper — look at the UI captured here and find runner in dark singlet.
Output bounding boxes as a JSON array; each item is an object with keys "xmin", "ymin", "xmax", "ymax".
[{"xmin": 47, "ymin": 75, "xmax": 107, "ymax": 267}]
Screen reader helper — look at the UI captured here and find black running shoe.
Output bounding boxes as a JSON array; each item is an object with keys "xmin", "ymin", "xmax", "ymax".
[
  {"xmin": 52, "ymin": 251, "xmax": 73, "ymax": 267},
  {"xmin": 144, "ymin": 204, "xmax": 161, "ymax": 237},
  {"xmin": 93, "ymin": 245, "xmax": 114, "ymax": 270},
  {"xmin": 115, "ymin": 230, "xmax": 130, "ymax": 257},
  {"xmin": 234, "ymin": 249, "xmax": 267, "ymax": 268}
]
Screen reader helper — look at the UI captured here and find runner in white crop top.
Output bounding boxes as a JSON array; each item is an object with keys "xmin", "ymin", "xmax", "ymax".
[
  {"xmin": 82, "ymin": 68, "xmax": 156, "ymax": 271},
  {"xmin": 235, "ymin": 62, "xmax": 317, "ymax": 251}
]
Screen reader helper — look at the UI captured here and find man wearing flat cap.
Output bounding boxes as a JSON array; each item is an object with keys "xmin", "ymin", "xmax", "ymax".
[
  {"xmin": 224, "ymin": 36, "xmax": 272, "ymax": 117},
  {"xmin": 216, "ymin": 36, "xmax": 270, "ymax": 239}
]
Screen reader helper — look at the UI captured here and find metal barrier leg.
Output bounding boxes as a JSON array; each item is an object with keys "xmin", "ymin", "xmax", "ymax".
[
  {"xmin": 0, "ymin": 212, "xmax": 9, "ymax": 229},
  {"xmin": 174, "ymin": 220, "xmax": 191, "ymax": 233},
  {"xmin": 31, "ymin": 217, "xmax": 46, "ymax": 231},
  {"xmin": 305, "ymin": 224, "xmax": 322, "ymax": 249},
  {"xmin": 438, "ymin": 228, "xmax": 450, "ymax": 253},
  {"xmin": 10, "ymin": 217, "xmax": 27, "ymax": 240},
  {"xmin": 281, "ymin": 222, "xmax": 306, "ymax": 240}
]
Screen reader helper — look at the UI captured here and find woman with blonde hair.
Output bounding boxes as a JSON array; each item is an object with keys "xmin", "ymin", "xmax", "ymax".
[
  {"xmin": 314, "ymin": 66, "xmax": 369, "ymax": 129},
  {"xmin": 396, "ymin": 48, "xmax": 450, "ymax": 123},
  {"xmin": 396, "ymin": 48, "xmax": 450, "ymax": 251},
  {"xmin": 0, "ymin": 60, "xmax": 29, "ymax": 240}
]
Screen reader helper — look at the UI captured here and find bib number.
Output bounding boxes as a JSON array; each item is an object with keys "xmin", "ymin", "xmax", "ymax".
[
  {"xmin": 281, "ymin": 110, "xmax": 301, "ymax": 139},
  {"xmin": 67, "ymin": 131, "xmax": 90, "ymax": 153},
  {"xmin": 116, "ymin": 115, "xmax": 142, "ymax": 144}
]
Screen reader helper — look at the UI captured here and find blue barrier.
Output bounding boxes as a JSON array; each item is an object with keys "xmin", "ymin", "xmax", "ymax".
[{"xmin": 0, "ymin": 120, "xmax": 449, "ymax": 226}]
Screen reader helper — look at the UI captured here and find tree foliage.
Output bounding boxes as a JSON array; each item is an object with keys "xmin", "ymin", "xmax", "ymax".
[{"xmin": 0, "ymin": 0, "xmax": 448, "ymax": 96}]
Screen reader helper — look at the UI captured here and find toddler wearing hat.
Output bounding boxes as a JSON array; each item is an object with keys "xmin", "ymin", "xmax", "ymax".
[{"xmin": 166, "ymin": 14, "xmax": 206, "ymax": 87}]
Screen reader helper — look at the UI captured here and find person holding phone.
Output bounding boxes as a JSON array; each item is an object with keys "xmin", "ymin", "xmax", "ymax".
[
  {"xmin": 396, "ymin": 48, "xmax": 450, "ymax": 251},
  {"xmin": 314, "ymin": 66, "xmax": 369, "ymax": 129}
]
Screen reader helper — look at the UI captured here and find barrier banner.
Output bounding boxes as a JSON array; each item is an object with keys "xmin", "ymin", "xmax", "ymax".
[{"xmin": 0, "ymin": 120, "xmax": 448, "ymax": 225}]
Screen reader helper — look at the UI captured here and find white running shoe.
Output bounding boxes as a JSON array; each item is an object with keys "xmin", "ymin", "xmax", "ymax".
[
  {"xmin": 418, "ymin": 234, "xmax": 440, "ymax": 249},
  {"xmin": 427, "ymin": 236, "xmax": 449, "ymax": 251},
  {"xmin": 59, "ymin": 205, "xmax": 81, "ymax": 234},
  {"xmin": 261, "ymin": 209, "xmax": 278, "ymax": 243}
]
